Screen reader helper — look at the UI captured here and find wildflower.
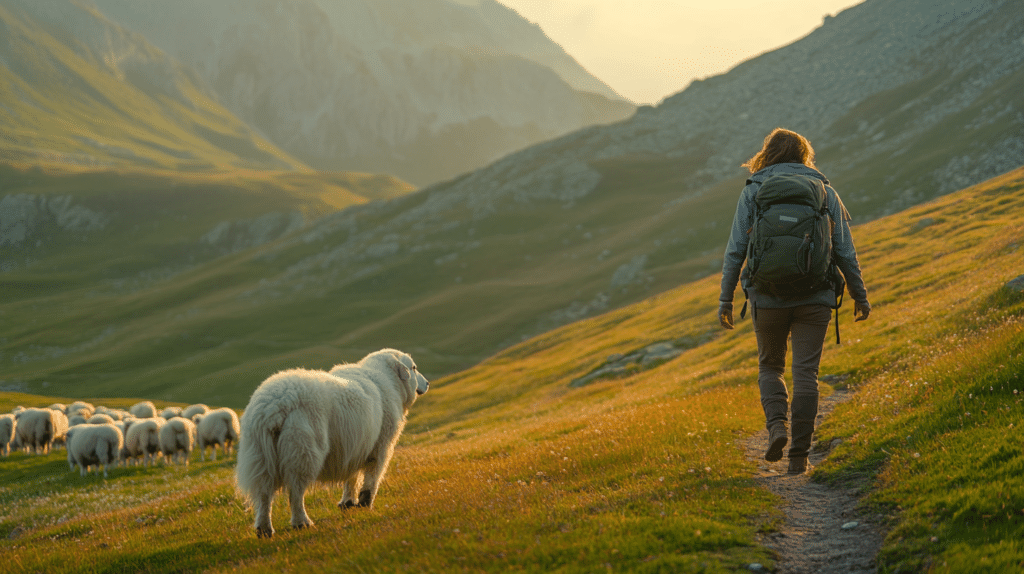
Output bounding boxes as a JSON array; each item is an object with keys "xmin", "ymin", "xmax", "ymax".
[{"xmin": 913, "ymin": 453, "xmax": 921, "ymax": 458}]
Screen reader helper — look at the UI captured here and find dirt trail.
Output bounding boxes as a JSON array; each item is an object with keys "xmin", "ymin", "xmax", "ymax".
[{"xmin": 745, "ymin": 390, "xmax": 887, "ymax": 573}]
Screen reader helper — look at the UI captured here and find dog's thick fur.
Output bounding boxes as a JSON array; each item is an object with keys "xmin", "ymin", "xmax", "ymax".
[{"xmin": 235, "ymin": 349, "xmax": 429, "ymax": 538}]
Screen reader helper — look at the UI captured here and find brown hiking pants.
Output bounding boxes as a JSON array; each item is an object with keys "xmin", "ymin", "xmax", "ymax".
[{"xmin": 753, "ymin": 304, "xmax": 832, "ymax": 459}]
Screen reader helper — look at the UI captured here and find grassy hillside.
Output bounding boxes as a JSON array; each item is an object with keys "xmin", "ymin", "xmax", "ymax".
[
  {"xmin": 0, "ymin": 150, "xmax": 743, "ymax": 405},
  {"xmin": 1, "ymin": 167, "xmax": 1021, "ymax": 572}
]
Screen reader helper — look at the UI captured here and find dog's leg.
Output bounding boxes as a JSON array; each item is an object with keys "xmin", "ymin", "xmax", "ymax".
[
  {"xmin": 277, "ymin": 411, "xmax": 324, "ymax": 529},
  {"xmin": 358, "ymin": 450, "xmax": 393, "ymax": 508},
  {"xmin": 253, "ymin": 489, "xmax": 275, "ymax": 539},
  {"xmin": 339, "ymin": 472, "xmax": 363, "ymax": 509}
]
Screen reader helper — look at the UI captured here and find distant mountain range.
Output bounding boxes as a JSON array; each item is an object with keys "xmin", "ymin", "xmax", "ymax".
[
  {"xmin": 0, "ymin": 1, "xmax": 306, "ymax": 171},
  {"xmin": 1, "ymin": 0, "xmax": 1021, "ymax": 405},
  {"xmin": 0, "ymin": 0, "xmax": 634, "ymax": 185}
]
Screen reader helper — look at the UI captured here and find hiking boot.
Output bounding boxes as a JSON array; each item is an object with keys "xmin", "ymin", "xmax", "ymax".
[
  {"xmin": 788, "ymin": 456, "xmax": 813, "ymax": 475},
  {"xmin": 765, "ymin": 425, "xmax": 788, "ymax": 462}
]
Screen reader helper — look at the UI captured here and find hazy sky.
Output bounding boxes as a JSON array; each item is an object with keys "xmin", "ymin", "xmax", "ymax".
[{"xmin": 494, "ymin": 0, "xmax": 865, "ymax": 105}]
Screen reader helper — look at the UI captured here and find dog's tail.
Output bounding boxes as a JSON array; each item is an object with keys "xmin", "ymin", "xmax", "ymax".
[{"xmin": 234, "ymin": 402, "xmax": 286, "ymax": 504}]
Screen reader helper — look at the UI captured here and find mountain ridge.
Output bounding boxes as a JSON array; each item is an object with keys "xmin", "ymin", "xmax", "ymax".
[{"xmin": 82, "ymin": 0, "xmax": 635, "ymax": 185}]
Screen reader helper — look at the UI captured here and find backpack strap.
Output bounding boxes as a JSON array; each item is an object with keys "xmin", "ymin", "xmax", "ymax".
[{"xmin": 834, "ymin": 290, "xmax": 843, "ymax": 345}]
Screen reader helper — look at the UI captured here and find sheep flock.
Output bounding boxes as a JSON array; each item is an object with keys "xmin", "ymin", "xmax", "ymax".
[{"xmin": 0, "ymin": 400, "xmax": 241, "ymax": 478}]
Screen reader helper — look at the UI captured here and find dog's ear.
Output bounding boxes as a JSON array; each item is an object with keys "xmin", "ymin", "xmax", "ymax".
[{"xmin": 394, "ymin": 359, "xmax": 411, "ymax": 383}]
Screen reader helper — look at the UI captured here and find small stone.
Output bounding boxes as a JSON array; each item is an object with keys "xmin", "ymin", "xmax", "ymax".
[
  {"xmin": 1006, "ymin": 274, "xmax": 1024, "ymax": 293},
  {"xmin": 748, "ymin": 563, "xmax": 765, "ymax": 572},
  {"xmin": 643, "ymin": 342, "xmax": 676, "ymax": 355},
  {"xmin": 841, "ymin": 521, "xmax": 859, "ymax": 529}
]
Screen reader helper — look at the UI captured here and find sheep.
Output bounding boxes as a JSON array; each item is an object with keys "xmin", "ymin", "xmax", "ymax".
[
  {"xmin": 0, "ymin": 414, "xmax": 15, "ymax": 456},
  {"xmin": 49, "ymin": 410, "xmax": 69, "ymax": 451},
  {"xmin": 235, "ymin": 349, "xmax": 428, "ymax": 538},
  {"xmin": 158, "ymin": 418, "xmax": 196, "ymax": 465},
  {"xmin": 87, "ymin": 414, "xmax": 116, "ymax": 425},
  {"xmin": 129, "ymin": 401, "xmax": 157, "ymax": 419},
  {"xmin": 67, "ymin": 401, "xmax": 94, "ymax": 419},
  {"xmin": 159, "ymin": 406, "xmax": 182, "ymax": 419},
  {"xmin": 65, "ymin": 424, "xmax": 123, "ymax": 478},
  {"xmin": 195, "ymin": 408, "xmax": 240, "ymax": 462},
  {"xmin": 94, "ymin": 406, "xmax": 125, "ymax": 421},
  {"xmin": 48, "ymin": 403, "xmax": 68, "ymax": 413},
  {"xmin": 181, "ymin": 404, "xmax": 209, "ymax": 420},
  {"xmin": 15, "ymin": 407, "xmax": 67, "ymax": 454},
  {"xmin": 68, "ymin": 414, "xmax": 89, "ymax": 427},
  {"xmin": 110, "ymin": 409, "xmax": 130, "ymax": 421},
  {"xmin": 123, "ymin": 418, "xmax": 165, "ymax": 467}
]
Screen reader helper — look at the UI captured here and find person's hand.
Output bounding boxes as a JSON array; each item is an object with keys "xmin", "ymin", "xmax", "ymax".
[
  {"xmin": 854, "ymin": 300, "xmax": 871, "ymax": 322},
  {"xmin": 718, "ymin": 301, "xmax": 734, "ymax": 329}
]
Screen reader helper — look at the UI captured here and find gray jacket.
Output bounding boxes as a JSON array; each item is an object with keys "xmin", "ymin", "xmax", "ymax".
[{"xmin": 719, "ymin": 163, "xmax": 869, "ymax": 309}]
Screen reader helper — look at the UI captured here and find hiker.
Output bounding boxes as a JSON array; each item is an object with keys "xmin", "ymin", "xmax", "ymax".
[{"xmin": 717, "ymin": 128, "xmax": 870, "ymax": 475}]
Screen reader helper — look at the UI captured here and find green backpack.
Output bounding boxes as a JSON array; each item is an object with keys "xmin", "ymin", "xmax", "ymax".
[{"xmin": 742, "ymin": 173, "xmax": 837, "ymax": 298}]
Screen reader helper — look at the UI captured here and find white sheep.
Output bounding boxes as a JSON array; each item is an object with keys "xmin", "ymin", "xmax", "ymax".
[
  {"xmin": 67, "ymin": 401, "xmax": 94, "ymax": 419},
  {"xmin": 15, "ymin": 407, "xmax": 68, "ymax": 454},
  {"xmin": 158, "ymin": 417, "xmax": 196, "ymax": 466},
  {"xmin": 123, "ymin": 418, "xmax": 165, "ymax": 467},
  {"xmin": 50, "ymin": 410, "xmax": 70, "ymax": 451},
  {"xmin": 129, "ymin": 401, "xmax": 157, "ymax": 419},
  {"xmin": 0, "ymin": 414, "xmax": 15, "ymax": 456},
  {"xmin": 235, "ymin": 349, "xmax": 428, "ymax": 538},
  {"xmin": 195, "ymin": 408, "xmax": 240, "ymax": 461},
  {"xmin": 48, "ymin": 403, "xmax": 68, "ymax": 413},
  {"xmin": 94, "ymin": 406, "xmax": 125, "ymax": 421},
  {"xmin": 66, "ymin": 424, "xmax": 124, "ymax": 478},
  {"xmin": 87, "ymin": 414, "xmax": 116, "ymax": 425},
  {"xmin": 181, "ymin": 404, "xmax": 209, "ymax": 420},
  {"xmin": 68, "ymin": 414, "xmax": 89, "ymax": 427},
  {"xmin": 159, "ymin": 406, "xmax": 183, "ymax": 419}
]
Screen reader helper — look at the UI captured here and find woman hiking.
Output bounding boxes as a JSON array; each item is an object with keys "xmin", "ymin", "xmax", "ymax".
[{"xmin": 718, "ymin": 128, "xmax": 870, "ymax": 474}]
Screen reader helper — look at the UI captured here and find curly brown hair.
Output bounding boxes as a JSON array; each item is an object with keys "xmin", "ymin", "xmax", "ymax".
[{"xmin": 741, "ymin": 128, "xmax": 817, "ymax": 173}]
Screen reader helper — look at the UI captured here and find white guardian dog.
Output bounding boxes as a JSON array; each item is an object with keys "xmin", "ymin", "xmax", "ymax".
[{"xmin": 235, "ymin": 348, "xmax": 429, "ymax": 538}]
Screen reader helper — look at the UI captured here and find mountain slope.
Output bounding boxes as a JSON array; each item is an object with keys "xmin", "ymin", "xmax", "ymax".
[
  {"xmin": 1, "ymin": 0, "xmax": 1021, "ymax": 403},
  {"xmin": 0, "ymin": 2, "xmax": 304, "ymax": 171},
  {"xmin": 84, "ymin": 0, "xmax": 635, "ymax": 185}
]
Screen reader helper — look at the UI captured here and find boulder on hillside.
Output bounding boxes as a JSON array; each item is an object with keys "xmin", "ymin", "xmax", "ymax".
[{"xmin": 1006, "ymin": 274, "xmax": 1024, "ymax": 293}]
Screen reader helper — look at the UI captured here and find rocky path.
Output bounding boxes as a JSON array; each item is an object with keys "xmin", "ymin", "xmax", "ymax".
[{"xmin": 745, "ymin": 390, "xmax": 887, "ymax": 573}]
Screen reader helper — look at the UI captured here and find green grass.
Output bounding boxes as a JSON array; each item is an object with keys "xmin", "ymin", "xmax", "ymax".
[{"xmin": 2, "ymin": 166, "xmax": 1023, "ymax": 572}]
